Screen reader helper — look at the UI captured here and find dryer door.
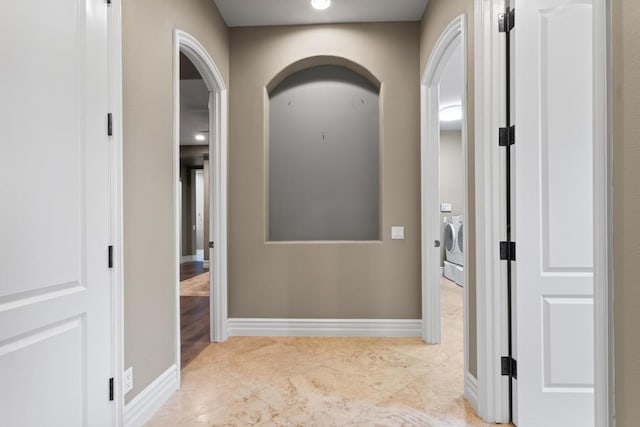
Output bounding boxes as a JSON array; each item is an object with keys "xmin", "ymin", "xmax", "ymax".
[{"xmin": 444, "ymin": 223, "xmax": 456, "ymax": 261}]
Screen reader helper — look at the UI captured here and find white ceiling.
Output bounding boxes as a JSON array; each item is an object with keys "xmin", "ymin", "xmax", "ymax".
[
  {"xmin": 438, "ymin": 43, "xmax": 464, "ymax": 131},
  {"xmin": 213, "ymin": 0, "xmax": 429, "ymax": 27}
]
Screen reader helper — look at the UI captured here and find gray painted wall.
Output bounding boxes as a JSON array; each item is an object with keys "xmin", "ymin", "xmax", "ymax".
[
  {"xmin": 229, "ymin": 23, "xmax": 421, "ymax": 319},
  {"xmin": 439, "ymin": 130, "xmax": 464, "ymax": 265},
  {"xmin": 613, "ymin": 0, "xmax": 640, "ymax": 423},
  {"xmin": 122, "ymin": 0, "xmax": 229, "ymax": 403},
  {"xmin": 269, "ymin": 66, "xmax": 380, "ymax": 241}
]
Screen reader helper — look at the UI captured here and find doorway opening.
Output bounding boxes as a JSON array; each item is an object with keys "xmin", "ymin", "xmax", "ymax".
[
  {"xmin": 421, "ymin": 12, "xmax": 474, "ymax": 411},
  {"xmin": 178, "ymin": 51, "xmax": 211, "ymax": 369},
  {"xmin": 173, "ymin": 30, "xmax": 229, "ymax": 382}
]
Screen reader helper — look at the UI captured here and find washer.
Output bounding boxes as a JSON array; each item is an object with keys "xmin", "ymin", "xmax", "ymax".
[
  {"xmin": 444, "ymin": 215, "xmax": 463, "ymax": 266},
  {"xmin": 456, "ymin": 220, "xmax": 464, "ymax": 267}
]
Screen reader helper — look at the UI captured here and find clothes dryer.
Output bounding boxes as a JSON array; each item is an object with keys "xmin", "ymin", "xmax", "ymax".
[{"xmin": 444, "ymin": 215, "xmax": 463, "ymax": 266}]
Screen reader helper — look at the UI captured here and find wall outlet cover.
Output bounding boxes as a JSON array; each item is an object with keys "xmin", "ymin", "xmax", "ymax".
[
  {"xmin": 391, "ymin": 226, "xmax": 405, "ymax": 240},
  {"xmin": 441, "ymin": 203, "xmax": 452, "ymax": 212},
  {"xmin": 123, "ymin": 366, "xmax": 133, "ymax": 394}
]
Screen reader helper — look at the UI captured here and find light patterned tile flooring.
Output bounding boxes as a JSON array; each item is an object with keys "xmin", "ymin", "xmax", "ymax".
[{"xmin": 148, "ymin": 279, "xmax": 498, "ymax": 426}]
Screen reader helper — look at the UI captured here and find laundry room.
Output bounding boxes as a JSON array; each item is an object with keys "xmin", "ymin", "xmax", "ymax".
[{"xmin": 438, "ymin": 42, "xmax": 465, "ymax": 288}]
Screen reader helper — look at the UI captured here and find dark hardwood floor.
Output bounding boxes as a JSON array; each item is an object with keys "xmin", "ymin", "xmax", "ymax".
[
  {"xmin": 180, "ymin": 261, "xmax": 210, "ymax": 369},
  {"xmin": 180, "ymin": 260, "xmax": 208, "ymax": 281}
]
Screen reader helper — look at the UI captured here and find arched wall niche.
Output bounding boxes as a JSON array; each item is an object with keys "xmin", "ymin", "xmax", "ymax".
[
  {"xmin": 266, "ymin": 57, "xmax": 382, "ymax": 242},
  {"xmin": 266, "ymin": 55, "xmax": 381, "ymax": 94}
]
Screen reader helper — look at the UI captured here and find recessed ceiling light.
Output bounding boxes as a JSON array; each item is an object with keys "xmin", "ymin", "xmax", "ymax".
[
  {"xmin": 195, "ymin": 134, "xmax": 206, "ymax": 141},
  {"xmin": 311, "ymin": 0, "xmax": 331, "ymax": 10},
  {"xmin": 439, "ymin": 105, "xmax": 463, "ymax": 122}
]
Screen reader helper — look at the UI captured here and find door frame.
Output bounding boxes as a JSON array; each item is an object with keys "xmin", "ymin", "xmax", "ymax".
[
  {"xmin": 420, "ymin": 12, "xmax": 473, "ymax": 408},
  {"xmin": 474, "ymin": 0, "xmax": 613, "ymax": 424},
  {"xmin": 108, "ymin": 0, "xmax": 125, "ymax": 424},
  {"xmin": 173, "ymin": 31, "xmax": 229, "ymax": 384},
  {"xmin": 474, "ymin": 0, "xmax": 510, "ymax": 422}
]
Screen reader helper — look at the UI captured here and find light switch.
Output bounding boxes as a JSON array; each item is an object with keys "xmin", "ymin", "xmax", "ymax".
[
  {"xmin": 441, "ymin": 203, "xmax": 452, "ymax": 212},
  {"xmin": 391, "ymin": 226, "xmax": 405, "ymax": 240}
]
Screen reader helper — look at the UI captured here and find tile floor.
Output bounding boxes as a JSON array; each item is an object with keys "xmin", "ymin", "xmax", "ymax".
[{"xmin": 149, "ymin": 279, "xmax": 497, "ymax": 426}]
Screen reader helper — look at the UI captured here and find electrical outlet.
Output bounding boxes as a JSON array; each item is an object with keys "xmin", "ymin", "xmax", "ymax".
[{"xmin": 123, "ymin": 367, "xmax": 133, "ymax": 394}]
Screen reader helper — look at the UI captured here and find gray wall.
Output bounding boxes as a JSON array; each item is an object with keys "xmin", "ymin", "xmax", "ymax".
[
  {"xmin": 420, "ymin": 0, "xmax": 477, "ymax": 377},
  {"xmin": 439, "ymin": 130, "xmax": 464, "ymax": 264},
  {"xmin": 269, "ymin": 66, "xmax": 380, "ymax": 241},
  {"xmin": 180, "ymin": 164, "xmax": 194, "ymax": 256},
  {"xmin": 613, "ymin": 0, "xmax": 640, "ymax": 424},
  {"xmin": 203, "ymin": 158, "xmax": 210, "ymax": 261},
  {"xmin": 230, "ymin": 23, "xmax": 421, "ymax": 319},
  {"xmin": 122, "ymin": 0, "xmax": 229, "ymax": 403}
]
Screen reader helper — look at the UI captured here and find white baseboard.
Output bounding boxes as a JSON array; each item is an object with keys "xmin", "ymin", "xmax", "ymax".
[
  {"xmin": 180, "ymin": 255, "xmax": 198, "ymax": 263},
  {"xmin": 464, "ymin": 372, "xmax": 479, "ymax": 412},
  {"xmin": 227, "ymin": 318, "xmax": 423, "ymax": 337},
  {"xmin": 124, "ymin": 365, "xmax": 178, "ymax": 427},
  {"xmin": 440, "ymin": 266, "xmax": 444, "ymax": 275}
]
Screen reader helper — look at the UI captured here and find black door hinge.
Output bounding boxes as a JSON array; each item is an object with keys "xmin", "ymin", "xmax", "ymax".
[
  {"xmin": 500, "ymin": 241, "xmax": 516, "ymax": 261},
  {"xmin": 108, "ymin": 246, "xmax": 114, "ymax": 269},
  {"xmin": 501, "ymin": 356, "xmax": 518, "ymax": 379},
  {"xmin": 107, "ymin": 113, "xmax": 113, "ymax": 136},
  {"xmin": 499, "ymin": 9, "xmax": 515, "ymax": 33},
  {"xmin": 109, "ymin": 378, "xmax": 114, "ymax": 401},
  {"xmin": 499, "ymin": 125, "xmax": 515, "ymax": 147}
]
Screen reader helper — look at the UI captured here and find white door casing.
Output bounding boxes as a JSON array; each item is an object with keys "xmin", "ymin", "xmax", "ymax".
[
  {"xmin": 421, "ymin": 13, "xmax": 475, "ymax": 413},
  {"xmin": 421, "ymin": 15, "xmax": 467, "ymax": 344},
  {"xmin": 514, "ymin": 1, "xmax": 597, "ymax": 425},
  {"xmin": 0, "ymin": 0, "xmax": 113, "ymax": 425},
  {"xmin": 173, "ymin": 31, "xmax": 229, "ymax": 373}
]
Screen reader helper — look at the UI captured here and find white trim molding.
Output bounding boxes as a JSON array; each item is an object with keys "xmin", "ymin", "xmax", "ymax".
[
  {"xmin": 465, "ymin": 372, "xmax": 479, "ymax": 411},
  {"xmin": 124, "ymin": 365, "xmax": 179, "ymax": 427},
  {"xmin": 108, "ymin": 0, "xmax": 125, "ymax": 425},
  {"xmin": 180, "ymin": 255, "xmax": 199, "ymax": 263},
  {"xmin": 593, "ymin": 0, "xmax": 613, "ymax": 425},
  {"xmin": 228, "ymin": 319, "xmax": 423, "ymax": 337},
  {"xmin": 173, "ymin": 31, "xmax": 230, "ymax": 389},
  {"xmin": 474, "ymin": 0, "xmax": 510, "ymax": 423}
]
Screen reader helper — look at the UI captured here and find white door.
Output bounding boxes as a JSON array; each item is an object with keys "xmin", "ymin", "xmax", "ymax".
[
  {"xmin": 0, "ymin": 1, "xmax": 113, "ymax": 425},
  {"xmin": 514, "ymin": 1, "xmax": 595, "ymax": 425}
]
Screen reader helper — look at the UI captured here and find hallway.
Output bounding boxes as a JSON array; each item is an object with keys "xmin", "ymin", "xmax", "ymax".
[
  {"xmin": 181, "ymin": 261, "xmax": 211, "ymax": 368},
  {"xmin": 149, "ymin": 280, "xmax": 493, "ymax": 426}
]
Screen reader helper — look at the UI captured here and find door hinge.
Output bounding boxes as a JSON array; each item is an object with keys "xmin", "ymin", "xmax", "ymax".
[
  {"xmin": 209, "ymin": 241, "xmax": 215, "ymax": 249},
  {"xmin": 499, "ymin": 125, "xmax": 515, "ymax": 147},
  {"xmin": 109, "ymin": 377, "xmax": 114, "ymax": 401},
  {"xmin": 501, "ymin": 356, "xmax": 518, "ymax": 379},
  {"xmin": 498, "ymin": 9, "xmax": 515, "ymax": 33},
  {"xmin": 107, "ymin": 113, "xmax": 113, "ymax": 136},
  {"xmin": 500, "ymin": 241, "xmax": 516, "ymax": 261},
  {"xmin": 108, "ymin": 245, "xmax": 114, "ymax": 269}
]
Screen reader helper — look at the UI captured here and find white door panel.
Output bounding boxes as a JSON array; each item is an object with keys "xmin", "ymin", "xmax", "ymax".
[
  {"xmin": 0, "ymin": 0, "xmax": 112, "ymax": 425},
  {"xmin": 514, "ymin": 0, "xmax": 594, "ymax": 425}
]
